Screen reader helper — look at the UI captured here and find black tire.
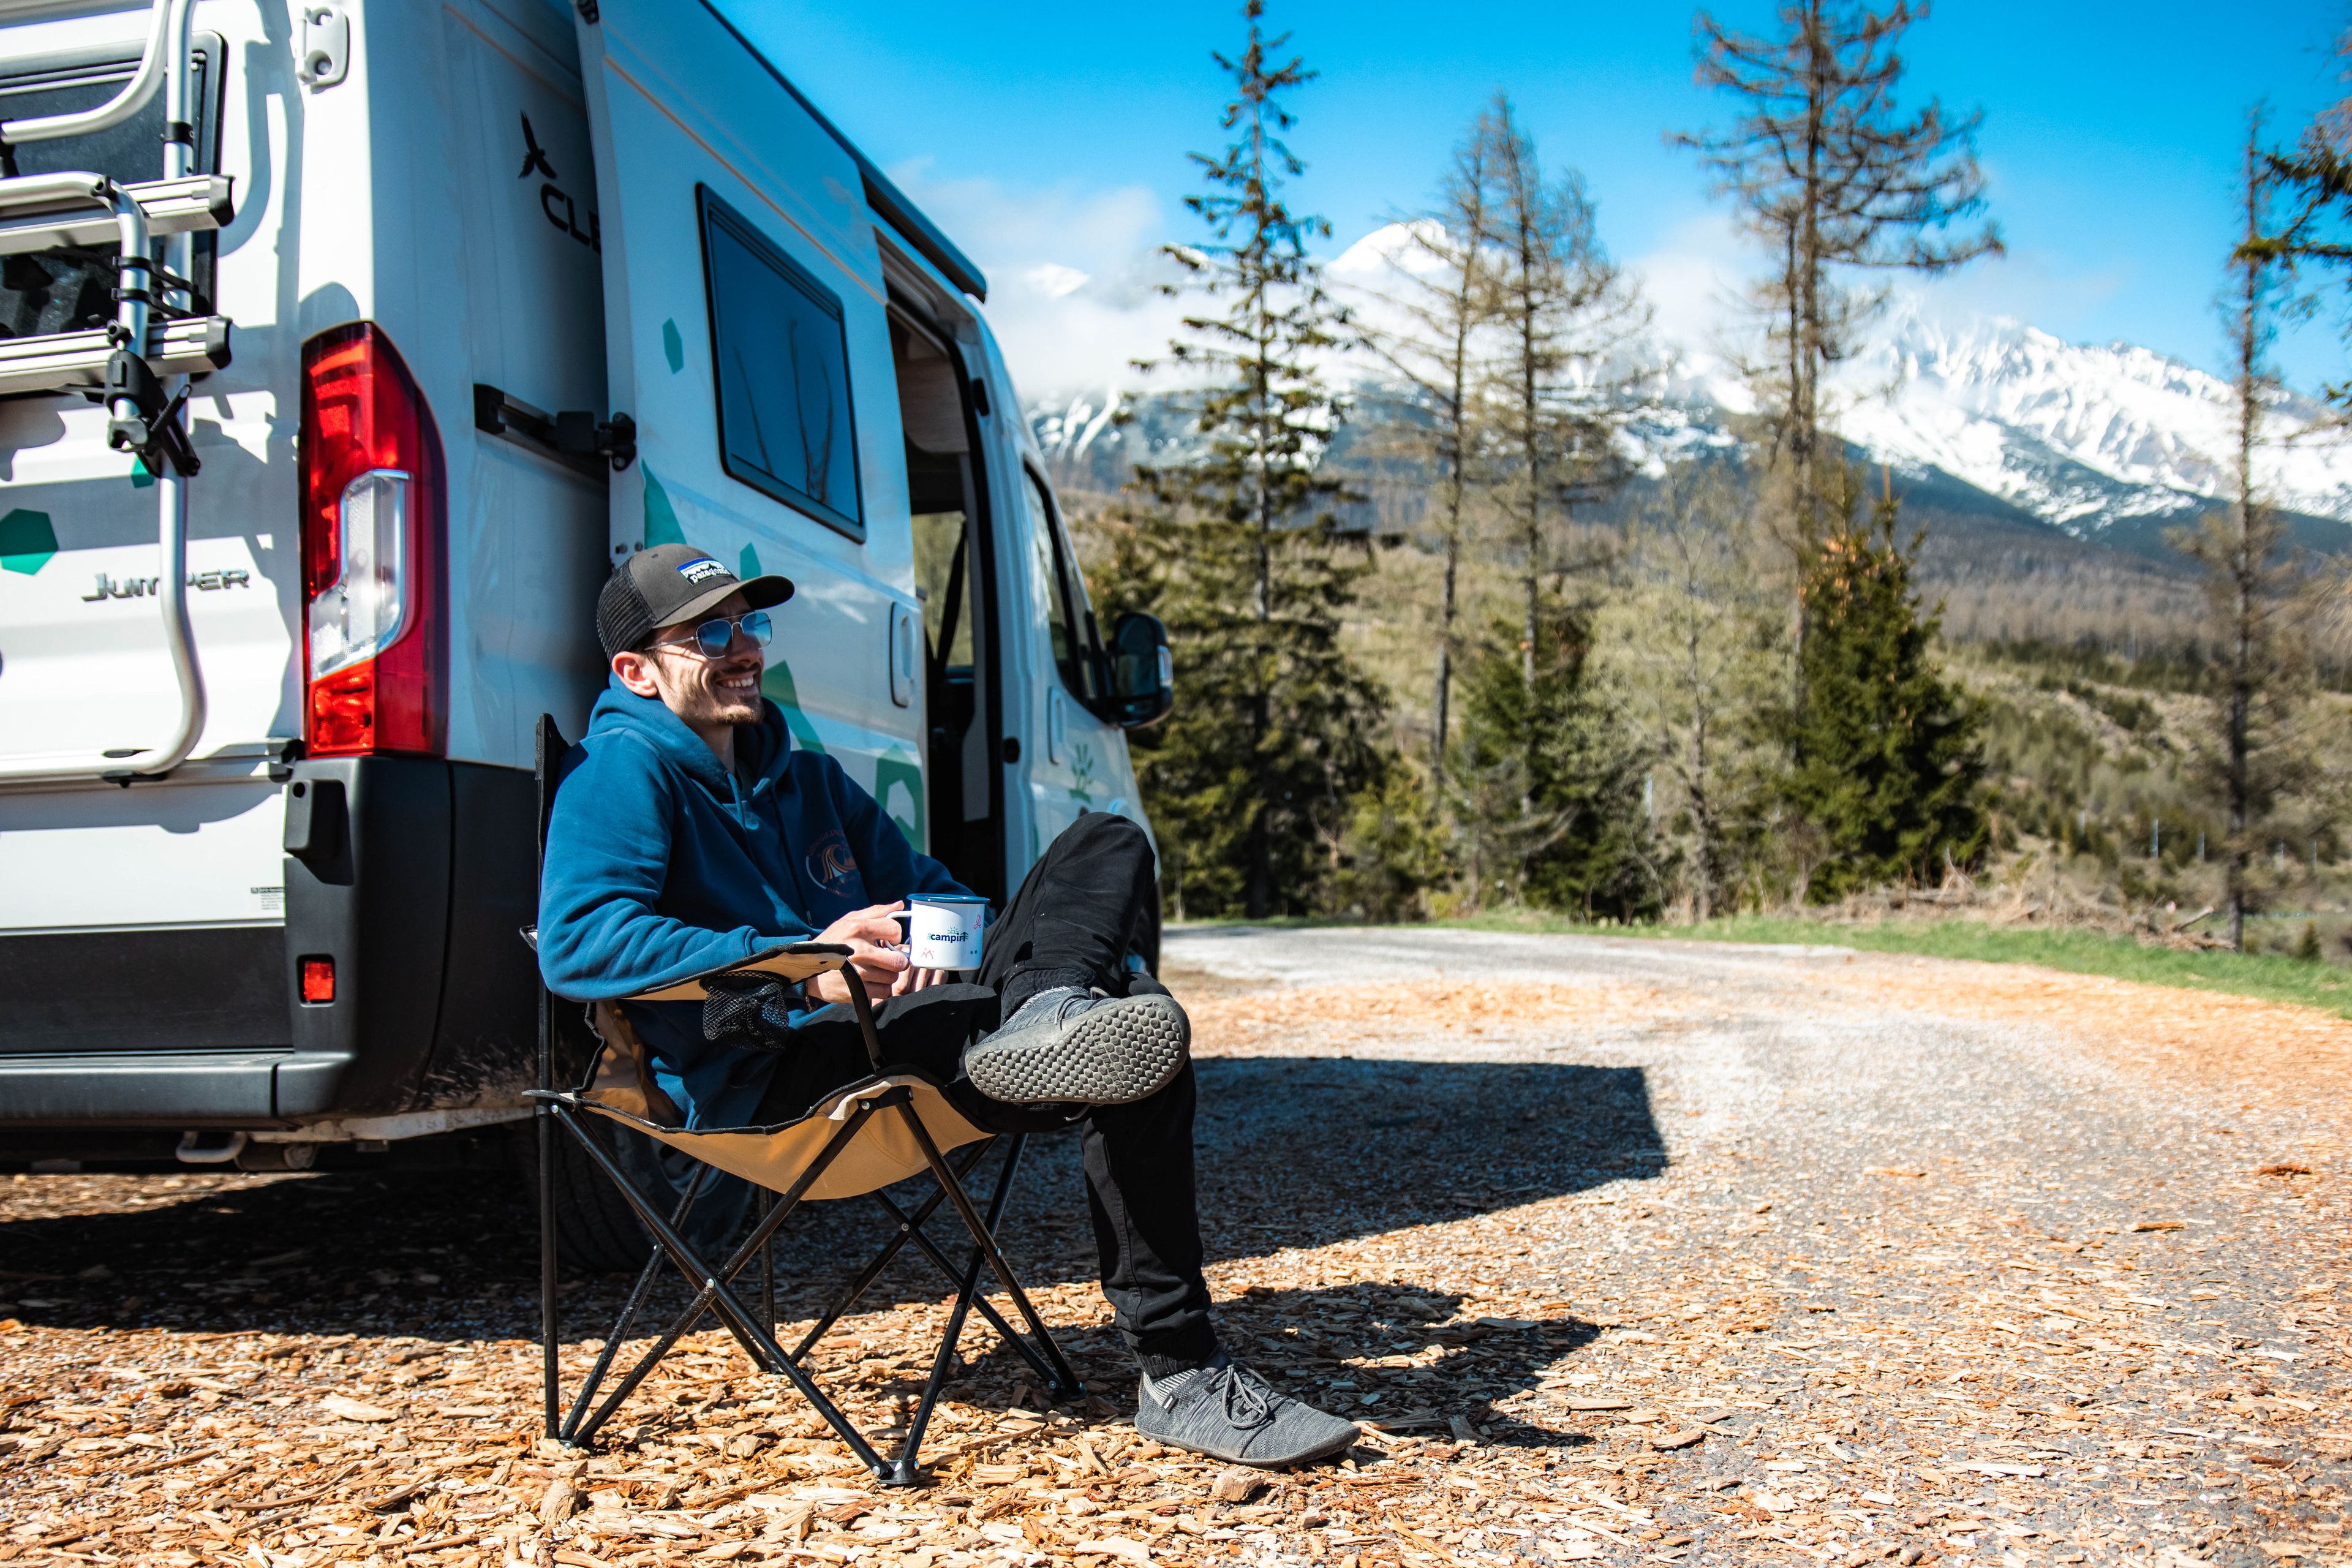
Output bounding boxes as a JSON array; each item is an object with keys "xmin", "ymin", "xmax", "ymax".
[{"xmin": 519, "ymin": 1117, "xmax": 755, "ymax": 1276}]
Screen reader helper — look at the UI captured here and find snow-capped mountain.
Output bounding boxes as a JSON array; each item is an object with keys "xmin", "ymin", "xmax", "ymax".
[
  {"xmin": 1832, "ymin": 304, "xmax": 2352, "ymax": 539},
  {"xmin": 1027, "ymin": 302, "xmax": 2352, "ymax": 554}
]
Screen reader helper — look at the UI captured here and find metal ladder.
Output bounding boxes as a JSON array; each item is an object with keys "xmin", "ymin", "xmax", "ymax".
[{"xmin": 0, "ymin": 0, "xmax": 235, "ymax": 785}]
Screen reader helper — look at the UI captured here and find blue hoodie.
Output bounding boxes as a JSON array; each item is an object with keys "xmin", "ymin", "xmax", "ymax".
[{"xmin": 537, "ymin": 677, "xmax": 970, "ymax": 1128}]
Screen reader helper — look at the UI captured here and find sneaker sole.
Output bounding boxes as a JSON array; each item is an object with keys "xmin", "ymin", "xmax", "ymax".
[
  {"xmin": 966, "ymin": 993, "xmax": 1189, "ymax": 1106},
  {"xmin": 1134, "ymin": 1403, "xmax": 1360, "ymax": 1468}
]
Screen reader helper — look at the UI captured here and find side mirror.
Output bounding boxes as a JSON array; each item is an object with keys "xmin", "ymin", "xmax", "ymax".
[{"xmin": 1104, "ymin": 611, "xmax": 1174, "ymax": 729}]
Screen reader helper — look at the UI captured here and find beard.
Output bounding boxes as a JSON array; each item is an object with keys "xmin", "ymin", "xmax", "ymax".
[{"xmin": 657, "ymin": 660, "xmax": 763, "ymax": 729}]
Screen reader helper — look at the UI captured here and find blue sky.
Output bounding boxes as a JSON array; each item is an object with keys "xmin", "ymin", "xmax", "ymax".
[{"xmin": 720, "ymin": 1, "xmax": 2351, "ymax": 397}]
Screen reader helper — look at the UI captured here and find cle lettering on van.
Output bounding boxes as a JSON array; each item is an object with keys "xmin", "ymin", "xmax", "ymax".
[
  {"xmin": 519, "ymin": 113, "xmax": 600, "ymax": 254},
  {"xmin": 81, "ymin": 570, "xmax": 252, "ymax": 601}
]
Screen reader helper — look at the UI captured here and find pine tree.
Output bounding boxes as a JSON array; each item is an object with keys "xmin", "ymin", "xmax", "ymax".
[
  {"xmin": 1677, "ymin": 1, "xmax": 2000, "ymax": 553},
  {"xmin": 1324, "ymin": 768, "xmax": 1451, "ymax": 922},
  {"xmin": 1450, "ymin": 596, "xmax": 1654, "ymax": 918},
  {"xmin": 1779, "ymin": 473, "xmax": 1985, "ymax": 899},
  {"xmin": 1111, "ymin": 0, "xmax": 1389, "ymax": 920}
]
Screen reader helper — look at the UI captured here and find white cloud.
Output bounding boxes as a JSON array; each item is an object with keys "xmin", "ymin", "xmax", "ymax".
[
  {"xmin": 888, "ymin": 163, "xmax": 1191, "ymax": 397},
  {"xmin": 1890, "ymin": 245, "xmax": 2131, "ymax": 349},
  {"xmin": 1025, "ymin": 263, "xmax": 1092, "ymax": 299},
  {"xmin": 908, "ymin": 181, "xmax": 2002, "ymax": 409},
  {"xmin": 1626, "ymin": 209, "xmax": 1765, "ymax": 376}
]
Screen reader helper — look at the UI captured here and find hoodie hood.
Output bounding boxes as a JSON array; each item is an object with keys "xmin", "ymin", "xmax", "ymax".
[{"xmin": 586, "ymin": 673, "xmax": 793, "ymax": 799}]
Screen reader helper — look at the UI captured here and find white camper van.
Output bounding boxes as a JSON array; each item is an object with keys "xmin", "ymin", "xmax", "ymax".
[{"xmin": 0, "ymin": 0, "xmax": 1174, "ymax": 1207}]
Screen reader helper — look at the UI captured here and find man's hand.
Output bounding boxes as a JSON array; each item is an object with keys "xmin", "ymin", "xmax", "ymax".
[
  {"xmin": 805, "ymin": 902, "xmax": 911, "ymax": 1006},
  {"xmin": 892, "ymin": 956, "xmax": 948, "ymax": 996}
]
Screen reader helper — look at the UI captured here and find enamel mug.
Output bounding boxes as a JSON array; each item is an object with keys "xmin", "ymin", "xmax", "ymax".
[{"xmin": 905, "ymin": 894, "xmax": 990, "ymax": 971}]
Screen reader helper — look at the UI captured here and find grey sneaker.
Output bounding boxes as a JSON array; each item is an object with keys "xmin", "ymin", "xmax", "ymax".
[
  {"xmin": 963, "ymin": 986, "xmax": 1189, "ymax": 1107},
  {"xmin": 1136, "ymin": 1358, "xmax": 1361, "ymax": 1468}
]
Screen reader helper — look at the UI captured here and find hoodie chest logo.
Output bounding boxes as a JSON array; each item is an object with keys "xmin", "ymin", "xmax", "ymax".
[{"xmin": 805, "ymin": 830, "xmax": 860, "ymax": 893}]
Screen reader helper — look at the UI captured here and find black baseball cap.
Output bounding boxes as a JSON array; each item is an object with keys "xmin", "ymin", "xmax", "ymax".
[{"xmin": 597, "ymin": 543, "xmax": 794, "ymax": 660}]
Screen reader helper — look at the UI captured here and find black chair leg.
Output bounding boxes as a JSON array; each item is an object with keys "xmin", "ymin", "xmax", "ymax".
[
  {"xmin": 552, "ymin": 1106, "xmax": 889, "ymax": 1476},
  {"xmin": 897, "ymin": 1107, "xmax": 1085, "ymax": 1400},
  {"xmin": 756, "ymin": 1186, "xmax": 776, "ymax": 1341},
  {"xmin": 538, "ymin": 1101, "xmax": 560, "ymax": 1441},
  {"xmin": 794, "ymin": 1139, "xmax": 995, "ymax": 1362},
  {"xmin": 541, "ymin": 1080, "xmax": 1083, "ymax": 1485},
  {"xmin": 560, "ymin": 1162, "xmax": 711, "ymax": 1444},
  {"xmin": 872, "ymin": 1185, "xmax": 1069, "ymax": 1396},
  {"xmin": 892, "ymin": 1134, "xmax": 1033, "ymax": 1485}
]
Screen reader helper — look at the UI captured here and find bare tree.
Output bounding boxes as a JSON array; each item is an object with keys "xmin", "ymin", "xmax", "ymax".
[
  {"xmin": 1348, "ymin": 121, "xmax": 1502, "ymax": 782},
  {"xmin": 1479, "ymin": 93, "xmax": 1646, "ymax": 693},
  {"xmin": 1676, "ymin": 1, "xmax": 2001, "ymax": 554},
  {"xmin": 2177, "ymin": 117, "xmax": 2315, "ymax": 951},
  {"xmin": 2245, "ymin": 24, "xmax": 2352, "ymax": 409},
  {"xmin": 1614, "ymin": 464, "xmax": 1787, "ymax": 919}
]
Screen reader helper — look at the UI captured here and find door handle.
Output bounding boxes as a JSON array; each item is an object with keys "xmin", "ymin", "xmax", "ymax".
[{"xmin": 888, "ymin": 603, "xmax": 916, "ymax": 708}]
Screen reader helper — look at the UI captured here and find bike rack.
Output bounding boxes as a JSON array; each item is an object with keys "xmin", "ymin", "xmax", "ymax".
[{"xmin": 0, "ymin": 0, "xmax": 238, "ymax": 787}]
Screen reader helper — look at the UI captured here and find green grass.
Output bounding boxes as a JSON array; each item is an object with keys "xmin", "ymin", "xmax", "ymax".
[{"xmin": 1422, "ymin": 909, "xmax": 2352, "ymax": 1020}]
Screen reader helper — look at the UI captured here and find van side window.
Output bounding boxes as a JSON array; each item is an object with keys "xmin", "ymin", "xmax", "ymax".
[
  {"xmin": 698, "ymin": 186, "xmax": 864, "ymax": 540},
  {"xmin": 1020, "ymin": 469, "xmax": 1097, "ymax": 704}
]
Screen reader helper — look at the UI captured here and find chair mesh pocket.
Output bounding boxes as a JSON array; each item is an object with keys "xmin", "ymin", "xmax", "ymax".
[{"xmin": 701, "ymin": 971, "xmax": 798, "ymax": 1049}]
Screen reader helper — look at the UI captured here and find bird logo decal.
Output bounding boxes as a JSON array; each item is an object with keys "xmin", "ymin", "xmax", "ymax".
[{"xmin": 518, "ymin": 113, "xmax": 557, "ymax": 181}]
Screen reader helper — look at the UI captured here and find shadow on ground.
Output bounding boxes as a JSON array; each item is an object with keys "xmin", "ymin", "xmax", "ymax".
[
  {"xmin": 0, "ymin": 1057, "xmax": 1661, "ymax": 1354},
  {"xmin": 857, "ymin": 1280, "xmax": 1605, "ymax": 1449}
]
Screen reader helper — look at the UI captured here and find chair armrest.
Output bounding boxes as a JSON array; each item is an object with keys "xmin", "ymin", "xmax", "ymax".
[{"xmin": 627, "ymin": 941, "xmax": 855, "ymax": 1003}]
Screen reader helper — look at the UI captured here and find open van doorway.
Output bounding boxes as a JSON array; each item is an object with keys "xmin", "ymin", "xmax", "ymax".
[{"xmin": 891, "ymin": 308, "xmax": 1003, "ymax": 902}]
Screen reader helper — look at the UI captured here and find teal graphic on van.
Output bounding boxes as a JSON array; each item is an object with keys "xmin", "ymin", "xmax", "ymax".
[
  {"xmin": 642, "ymin": 464, "xmax": 685, "ymax": 548},
  {"xmin": 0, "ymin": 509, "xmax": 56, "ymax": 575},
  {"xmin": 758, "ymin": 657, "xmax": 826, "ymax": 756},
  {"xmin": 1068, "ymin": 741, "xmax": 1101, "ymax": 805},
  {"xmin": 874, "ymin": 748, "xmax": 924, "ymax": 850}
]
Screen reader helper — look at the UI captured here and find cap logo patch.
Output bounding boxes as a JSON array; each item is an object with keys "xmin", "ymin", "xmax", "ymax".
[{"xmin": 676, "ymin": 557, "xmax": 729, "ymax": 586}]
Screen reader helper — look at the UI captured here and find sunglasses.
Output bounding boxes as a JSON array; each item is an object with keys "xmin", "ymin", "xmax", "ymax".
[{"xmin": 655, "ymin": 609, "xmax": 773, "ymax": 659}]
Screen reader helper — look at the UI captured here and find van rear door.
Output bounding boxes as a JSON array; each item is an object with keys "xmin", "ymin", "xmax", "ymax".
[
  {"xmin": 570, "ymin": 1, "xmax": 922, "ymax": 843},
  {"xmin": 0, "ymin": 18, "xmax": 301, "ymax": 1097}
]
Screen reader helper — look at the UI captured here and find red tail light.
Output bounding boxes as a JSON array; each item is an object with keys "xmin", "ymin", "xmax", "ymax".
[
  {"xmin": 299, "ymin": 323, "xmax": 446, "ymax": 756},
  {"xmin": 300, "ymin": 956, "xmax": 336, "ymax": 1004}
]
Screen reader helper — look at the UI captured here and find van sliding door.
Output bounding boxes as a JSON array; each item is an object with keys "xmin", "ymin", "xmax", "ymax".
[
  {"xmin": 573, "ymin": 2, "xmax": 925, "ymax": 848},
  {"xmin": 892, "ymin": 308, "xmax": 1004, "ymax": 901}
]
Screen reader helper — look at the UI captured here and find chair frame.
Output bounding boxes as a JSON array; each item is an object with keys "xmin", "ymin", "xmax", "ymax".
[{"xmin": 528, "ymin": 715, "xmax": 1082, "ymax": 1486}]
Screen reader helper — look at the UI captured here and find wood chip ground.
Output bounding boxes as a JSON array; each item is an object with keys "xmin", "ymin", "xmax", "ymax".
[{"xmin": 1, "ymin": 929, "xmax": 2343, "ymax": 1568}]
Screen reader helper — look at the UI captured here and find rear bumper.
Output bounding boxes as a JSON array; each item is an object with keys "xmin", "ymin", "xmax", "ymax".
[
  {"xmin": 0, "ymin": 756, "xmax": 539, "ymax": 1135},
  {"xmin": 0, "ymin": 1049, "xmax": 347, "ymax": 1122}
]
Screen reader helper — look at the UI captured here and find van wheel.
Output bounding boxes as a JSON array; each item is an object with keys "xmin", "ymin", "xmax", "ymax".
[{"xmin": 521, "ymin": 1117, "xmax": 755, "ymax": 1276}]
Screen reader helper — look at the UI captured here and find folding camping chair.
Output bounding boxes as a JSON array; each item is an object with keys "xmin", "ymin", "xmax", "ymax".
[{"xmin": 524, "ymin": 715, "xmax": 1081, "ymax": 1486}]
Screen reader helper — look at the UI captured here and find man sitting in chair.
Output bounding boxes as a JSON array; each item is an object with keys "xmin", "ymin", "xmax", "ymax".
[{"xmin": 537, "ymin": 543, "xmax": 1359, "ymax": 1469}]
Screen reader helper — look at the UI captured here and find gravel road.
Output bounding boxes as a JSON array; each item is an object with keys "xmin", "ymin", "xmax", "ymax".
[{"xmin": 0, "ymin": 928, "xmax": 2343, "ymax": 1568}]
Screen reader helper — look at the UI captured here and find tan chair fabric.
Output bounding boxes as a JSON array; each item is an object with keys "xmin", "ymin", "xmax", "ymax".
[
  {"xmin": 575, "ymin": 1002, "xmax": 990, "ymax": 1203},
  {"xmin": 629, "ymin": 947, "xmax": 851, "ymax": 1003}
]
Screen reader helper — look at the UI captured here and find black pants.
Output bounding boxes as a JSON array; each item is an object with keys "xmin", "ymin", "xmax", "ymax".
[{"xmin": 752, "ymin": 813, "xmax": 1216, "ymax": 1371}]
